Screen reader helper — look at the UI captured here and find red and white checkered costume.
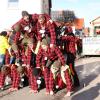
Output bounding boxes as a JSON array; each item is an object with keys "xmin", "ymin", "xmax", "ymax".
[
  {"xmin": 36, "ymin": 15, "xmax": 56, "ymax": 45},
  {"xmin": 5, "ymin": 51, "xmax": 10, "ymax": 65},
  {"xmin": 61, "ymin": 35, "xmax": 79, "ymax": 55},
  {"xmin": 10, "ymin": 14, "xmax": 38, "ymax": 60},
  {"xmin": 61, "ymin": 35, "xmax": 80, "ymax": 87},
  {"xmin": 36, "ymin": 46, "xmax": 73, "ymax": 92},
  {"xmin": 21, "ymin": 46, "xmax": 38, "ymax": 91},
  {"xmin": 0, "ymin": 64, "xmax": 20, "ymax": 89},
  {"xmin": 5, "ymin": 50, "xmax": 16, "ymax": 65},
  {"xmin": 24, "ymin": 67, "xmax": 38, "ymax": 91},
  {"xmin": 36, "ymin": 46, "xmax": 65, "ymax": 67},
  {"xmin": 11, "ymin": 14, "xmax": 39, "ymax": 43}
]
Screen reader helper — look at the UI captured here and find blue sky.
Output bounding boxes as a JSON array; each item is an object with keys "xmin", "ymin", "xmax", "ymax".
[{"xmin": 52, "ymin": 0, "xmax": 100, "ymax": 27}]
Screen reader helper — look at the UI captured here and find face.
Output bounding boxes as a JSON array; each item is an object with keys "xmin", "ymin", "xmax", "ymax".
[
  {"xmin": 28, "ymin": 39, "xmax": 33, "ymax": 48},
  {"xmin": 23, "ymin": 15, "xmax": 29, "ymax": 22},
  {"xmin": 38, "ymin": 15, "xmax": 46, "ymax": 24},
  {"xmin": 41, "ymin": 45, "xmax": 48, "ymax": 51}
]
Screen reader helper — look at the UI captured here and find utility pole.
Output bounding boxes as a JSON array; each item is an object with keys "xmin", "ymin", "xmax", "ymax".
[{"xmin": 41, "ymin": 0, "xmax": 52, "ymax": 15}]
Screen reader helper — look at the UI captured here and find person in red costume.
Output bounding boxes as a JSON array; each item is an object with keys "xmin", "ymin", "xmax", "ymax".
[
  {"xmin": 36, "ymin": 39, "xmax": 73, "ymax": 96},
  {"xmin": 36, "ymin": 14, "xmax": 56, "ymax": 49},
  {"xmin": 9, "ymin": 11, "xmax": 38, "ymax": 64}
]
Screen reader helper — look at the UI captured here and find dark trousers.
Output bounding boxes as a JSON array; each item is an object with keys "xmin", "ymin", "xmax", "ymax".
[{"xmin": 67, "ymin": 52, "xmax": 80, "ymax": 87}]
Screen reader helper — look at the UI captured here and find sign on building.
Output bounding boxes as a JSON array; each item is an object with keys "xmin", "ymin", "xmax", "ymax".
[{"xmin": 82, "ymin": 37, "xmax": 100, "ymax": 55}]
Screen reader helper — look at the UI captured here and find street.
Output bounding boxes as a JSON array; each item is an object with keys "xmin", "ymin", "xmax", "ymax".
[{"xmin": 0, "ymin": 57, "xmax": 100, "ymax": 100}]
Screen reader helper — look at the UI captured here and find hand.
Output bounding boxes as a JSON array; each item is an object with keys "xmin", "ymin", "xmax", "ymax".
[
  {"xmin": 36, "ymin": 66, "xmax": 40, "ymax": 69},
  {"xmin": 26, "ymin": 65, "xmax": 30, "ymax": 68},
  {"xmin": 50, "ymin": 44, "xmax": 54, "ymax": 48},
  {"xmin": 42, "ymin": 66, "xmax": 45, "ymax": 71},
  {"xmin": 8, "ymin": 47, "xmax": 12, "ymax": 56},
  {"xmin": 24, "ymin": 26, "xmax": 30, "ymax": 31},
  {"xmin": 57, "ymin": 35, "xmax": 61, "ymax": 39},
  {"xmin": 39, "ymin": 29, "xmax": 45, "ymax": 34},
  {"xmin": 28, "ymin": 28, "xmax": 32, "ymax": 33},
  {"xmin": 22, "ymin": 64, "xmax": 26, "ymax": 67},
  {"xmin": 61, "ymin": 65, "xmax": 66, "ymax": 71}
]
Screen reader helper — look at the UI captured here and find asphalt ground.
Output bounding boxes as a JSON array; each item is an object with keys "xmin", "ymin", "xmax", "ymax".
[{"xmin": 0, "ymin": 57, "xmax": 100, "ymax": 100}]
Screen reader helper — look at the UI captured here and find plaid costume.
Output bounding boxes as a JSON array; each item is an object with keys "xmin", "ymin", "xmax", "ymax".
[
  {"xmin": 5, "ymin": 51, "xmax": 10, "ymax": 65},
  {"xmin": 21, "ymin": 46, "xmax": 32, "ymax": 66},
  {"xmin": 21, "ymin": 46, "xmax": 38, "ymax": 91},
  {"xmin": 61, "ymin": 36, "xmax": 79, "ymax": 55},
  {"xmin": 61, "ymin": 35, "xmax": 80, "ymax": 87},
  {"xmin": 10, "ymin": 14, "xmax": 38, "ymax": 61},
  {"xmin": 11, "ymin": 14, "xmax": 38, "ymax": 43},
  {"xmin": 64, "ymin": 69, "xmax": 73, "ymax": 91},
  {"xmin": 0, "ymin": 64, "xmax": 20, "ymax": 89},
  {"xmin": 36, "ymin": 46, "xmax": 67, "ymax": 91},
  {"xmin": 5, "ymin": 50, "xmax": 16, "ymax": 65},
  {"xmin": 36, "ymin": 46, "xmax": 65, "ymax": 67},
  {"xmin": 24, "ymin": 67, "xmax": 38, "ymax": 91},
  {"xmin": 36, "ymin": 16, "xmax": 56, "ymax": 45}
]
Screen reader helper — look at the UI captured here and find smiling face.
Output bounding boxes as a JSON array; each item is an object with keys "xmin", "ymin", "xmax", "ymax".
[
  {"xmin": 23, "ymin": 15, "xmax": 29, "ymax": 22},
  {"xmin": 22, "ymin": 11, "xmax": 30, "ymax": 22},
  {"xmin": 38, "ymin": 15, "xmax": 46, "ymax": 25}
]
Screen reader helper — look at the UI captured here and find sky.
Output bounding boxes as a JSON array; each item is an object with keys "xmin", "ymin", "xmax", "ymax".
[{"xmin": 52, "ymin": 0, "xmax": 100, "ymax": 27}]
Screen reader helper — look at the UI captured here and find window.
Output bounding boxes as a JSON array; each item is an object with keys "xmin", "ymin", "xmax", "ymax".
[
  {"xmin": 8, "ymin": 0, "xmax": 19, "ymax": 8},
  {"xmin": 9, "ymin": 0, "xmax": 18, "ymax": 2},
  {"xmin": 94, "ymin": 26, "xmax": 100, "ymax": 35}
]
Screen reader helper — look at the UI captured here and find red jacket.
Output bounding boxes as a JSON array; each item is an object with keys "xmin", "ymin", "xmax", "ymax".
[
  {"xmin": 61, "ymin": 35, "xmax": 79, "ymax": 55},
  {"xmin": 11, "ymin": 14, "xmax": 38, "ymax": 43},
  {"xmin": 36, "ymin": 15, "xmax": 56, "ymax": 45},
  {"xmin": 21, "ymin": 46, "xmax": 32, "ymax": 66},
  {"xmin": 36, "ymin": 46, "xmax": 65, "ymax": 68}
]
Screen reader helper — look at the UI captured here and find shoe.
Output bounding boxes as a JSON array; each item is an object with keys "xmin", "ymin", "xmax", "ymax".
[
  {"xmin": 50, "ymin": 91, "xmax": 54, "ymax": 95},
  {"xmin": 0, "ymin": 86, "xmax": 4, "ymax": 90},
  {"xmin": 64, "ymin": 91, "xmax": 72, "ymax": 97},
  {"xmin": 8, "ymin": 88, "xmax": 18, "ymax": 92},
  {"xmin": 55, "ymin": 85, "xmax": 59, "ymax": 89},
  {"xmin": 33, "ymin": 90, "xmax": 38, "ymax": 93},
  {"xmin": 19, "ymin": 78, "xmax": 24, "ymax": 88},
  {"xmin": 45, "ymin": 90, "xmax": 49, "ymax": 95},
  {"xmin": 29, "ymin": 90, "xmax": 38, "ymax": 93},
  {"xmin": 74, "ymin": 83, "xmax": 80, "ymax": 88}
]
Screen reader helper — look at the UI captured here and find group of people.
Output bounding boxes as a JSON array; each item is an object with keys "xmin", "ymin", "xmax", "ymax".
[{"xmin": 0, "ymin": 11, "xmax": 81, "ymax": 97}]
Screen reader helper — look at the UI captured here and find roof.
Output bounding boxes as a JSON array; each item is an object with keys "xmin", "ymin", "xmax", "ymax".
[
  {"xmin": 90, "ymin": 16, "xmax": 100, "ymax": 23},
  {"xmin": 74, "ymin": 18, "xmax": 84, "ymax": 29}
]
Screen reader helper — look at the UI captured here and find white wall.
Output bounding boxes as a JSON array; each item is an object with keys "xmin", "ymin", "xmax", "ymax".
[{"xmin": 0, "ymin": 0, "xmax": 49, "ymax": 32}]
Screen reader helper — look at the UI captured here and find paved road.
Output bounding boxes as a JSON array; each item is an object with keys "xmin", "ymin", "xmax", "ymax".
[{"xmin": 0, "ymin": 57, "xmax": 100, "ymax": 100}]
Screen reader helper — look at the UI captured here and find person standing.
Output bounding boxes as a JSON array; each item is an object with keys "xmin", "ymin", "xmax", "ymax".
[
  {"xmin": 0, "ymin": 31, "xmax": 11, "ymax": 67},
  {"xmin": 61, "ymin": 27, "xmax": 80, "ymax": 88}
]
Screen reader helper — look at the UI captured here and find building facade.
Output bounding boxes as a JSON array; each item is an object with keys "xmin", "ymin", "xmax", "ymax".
[
  {"xmin": 0, "ymin": 0, "xmax": 51, "ymax": 31},
  {"xmin": 90, "ymin": 16, "xmax": 100, "ymax": 36}
]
